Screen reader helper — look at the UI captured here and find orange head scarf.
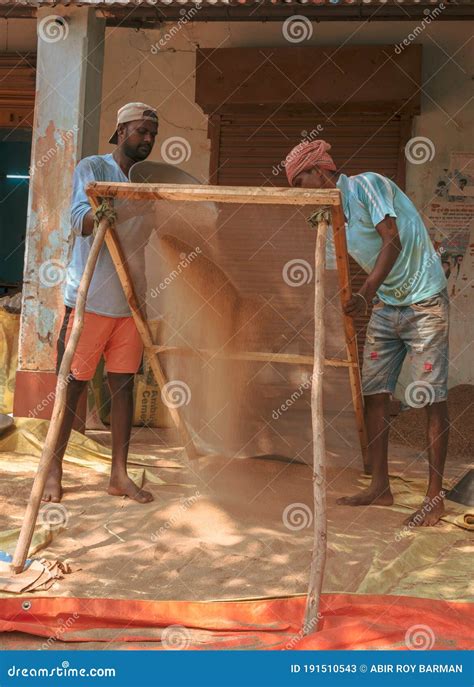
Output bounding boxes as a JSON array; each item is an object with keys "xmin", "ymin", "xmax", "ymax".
[{"xmin": 285, "ymin": 139, "xmax": 336, "ymax": 186}]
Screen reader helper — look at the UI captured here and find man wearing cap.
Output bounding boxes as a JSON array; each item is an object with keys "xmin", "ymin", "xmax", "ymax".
[
  {"xmin": 42, "ymin": 103, "xmax": 159, "ymax": 504},
  {"xmin": 285, "ymin": 139, "xmax": 449, "ymax": 527}
]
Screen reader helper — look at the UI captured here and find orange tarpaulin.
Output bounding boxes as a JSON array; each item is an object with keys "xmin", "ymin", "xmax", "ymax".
[{"xmin": 1, "ymin": 594, "xmax": 472, "ymax": 650}]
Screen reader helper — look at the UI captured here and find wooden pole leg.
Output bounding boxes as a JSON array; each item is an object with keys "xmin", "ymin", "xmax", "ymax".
[
  {"xmin": 11, "ymin": 215, "xmax": 112, "ymax": 574},
  {"xmin": 101, "ymin": 223, "xmax": 199, "ymax": 462},
  {"xmin": 304, "ymin": 215, "xmax": 328, "ymax": 633},
  {"xmin": 331, "ymin": 205, "xmax": 369, "ymax": 471}
]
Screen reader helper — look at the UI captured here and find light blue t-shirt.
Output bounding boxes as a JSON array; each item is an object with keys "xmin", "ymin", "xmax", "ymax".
[
  {"xmin": 64, "ymin": 153, "xmax": 130, "ymax": 317},
  {"xmin": 335, "ymin": 172, "xmax": 447, "ymax": 305}
]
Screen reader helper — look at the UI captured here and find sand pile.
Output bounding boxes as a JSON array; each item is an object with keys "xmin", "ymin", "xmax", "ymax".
[{"xmin": 390, "ymin": 384, "xmax": 474, "ymax": 458}]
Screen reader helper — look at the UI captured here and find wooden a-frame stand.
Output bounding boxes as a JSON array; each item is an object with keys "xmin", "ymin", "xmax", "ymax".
[{"xmin": 11, "ymin": 182, "xmax": 368, "ymax": 633}]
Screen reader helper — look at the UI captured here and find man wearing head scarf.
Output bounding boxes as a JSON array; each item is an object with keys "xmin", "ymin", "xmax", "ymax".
[
  {"xmin": 285, "ymin": 139, "xmax": 448, "ymax": 527},
  {"xmin": 42, "ymin": 103, "xmax": 159, "ymax": 505}
]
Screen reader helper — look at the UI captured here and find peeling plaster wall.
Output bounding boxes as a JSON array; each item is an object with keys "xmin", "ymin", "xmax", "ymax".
[
  {"xmin": 100, "ymin": 24, "xmax": 210, "ymax": 183},
  {"xmin": 5, "ymin": 9, "xmax": 105, "ymax": 373},
  {"xmin": 22, "ymin": 120, "xmax": 78, "ymax": 358},
  {"xmin": 3, "ymin": 18, "xmax": 472, "ymax": 383}
]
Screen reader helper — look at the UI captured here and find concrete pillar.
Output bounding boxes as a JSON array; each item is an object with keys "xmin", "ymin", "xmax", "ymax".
[{"xmin": 14, "ymin": 6, "xmax": 105, "ymax": 425}]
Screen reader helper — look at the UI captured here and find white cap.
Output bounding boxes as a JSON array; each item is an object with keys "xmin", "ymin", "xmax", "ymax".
[{"xmin": 109, "ymin": 102, "xmax": 158, "ymax": 144}]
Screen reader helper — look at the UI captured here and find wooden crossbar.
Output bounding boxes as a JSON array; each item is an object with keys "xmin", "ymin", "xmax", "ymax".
[
  {"xmin": 146, "ymin": 345, "xmax": 357, "ymax": 368},
  {"xmin": 87, "ymin": 181, "xmax": 341, "ymax": 206}
]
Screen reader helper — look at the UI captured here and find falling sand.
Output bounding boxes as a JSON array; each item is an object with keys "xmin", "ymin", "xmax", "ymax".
[
  {"xmin": 157, "ymin": 234, "xmax": 279, "ymax": 456},
  {"xmin": 114, "ymin": 197, "xmax": 361, "ymax": 466}
]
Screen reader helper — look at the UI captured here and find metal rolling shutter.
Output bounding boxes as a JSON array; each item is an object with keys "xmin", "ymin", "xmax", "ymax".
[{"xmin": 212, "ymin": 111, "xmax": 405, "ymax": 362}]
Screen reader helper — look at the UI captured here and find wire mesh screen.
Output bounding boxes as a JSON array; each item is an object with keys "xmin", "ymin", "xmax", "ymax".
[{"xmin": 108, "ymin": 192, "xmax": 360, "ymax": 467}]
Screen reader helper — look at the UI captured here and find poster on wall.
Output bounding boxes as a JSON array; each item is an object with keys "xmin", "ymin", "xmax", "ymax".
[
  {"xmin": 426, "ymin": 201, "xmax": 473, "ymax": 295},
  {"xmin": 426, "ymin": 201, "xmax": 473, "ymax": 257},
  {"xmin": 427, "ymin": 151, "xmax": 474, "ymax": 296},
  {"xmin": 425, "ymin": 151, "xmax": 474, "ymax": 274},
  {"xmin": 448, "ymin": 151, "xmax": 474, "ymax": 198}
]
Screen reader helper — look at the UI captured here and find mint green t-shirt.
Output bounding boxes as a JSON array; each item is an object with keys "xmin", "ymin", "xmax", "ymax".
[{"xmin": 336, "ymin": 172, "xmax": 446, "ymax": 305}]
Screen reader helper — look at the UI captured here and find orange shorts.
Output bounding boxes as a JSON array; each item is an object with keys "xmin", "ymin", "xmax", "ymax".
[{"xmin": 56, "ymin": 307, "xmax": 143, "ymax": 381}]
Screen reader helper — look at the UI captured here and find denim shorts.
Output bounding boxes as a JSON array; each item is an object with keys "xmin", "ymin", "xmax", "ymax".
[{"xmin": 362, "ymin": 289, "xmax": 449, "ymax": 403}]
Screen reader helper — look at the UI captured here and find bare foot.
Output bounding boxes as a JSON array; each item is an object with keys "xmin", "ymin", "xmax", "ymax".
[
  {"xmin": 108, "ymin": 475, "xmax": 154, "ymax": 503},
  {"xmin": 337, "ymin": 486, "xmax": 394, "ymax": 507},
  {"xmin": 42, "ymin": 463, "xmax": 63, "ymax": 502},
  {"xmin": 403, "ymin": 497, "xmax": 445, "ymax": 527}
]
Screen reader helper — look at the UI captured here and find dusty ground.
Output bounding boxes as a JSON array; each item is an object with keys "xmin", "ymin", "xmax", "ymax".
[
  {"xmin": 1, "ymin": 425, "xmax": 472, "ymax": 605},
  {"xmin": 1, "ymin": 423, "xmax": 472, "ymax": 650}
]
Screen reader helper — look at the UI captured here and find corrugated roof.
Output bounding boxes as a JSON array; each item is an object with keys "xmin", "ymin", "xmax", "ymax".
[
  {"xmin": 2, "ymin": 0, "xmax": 472, "ymax": 22},
  {"xmin": 0, "ymin": 0, "xmax": 469, "ymax": 5}
]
